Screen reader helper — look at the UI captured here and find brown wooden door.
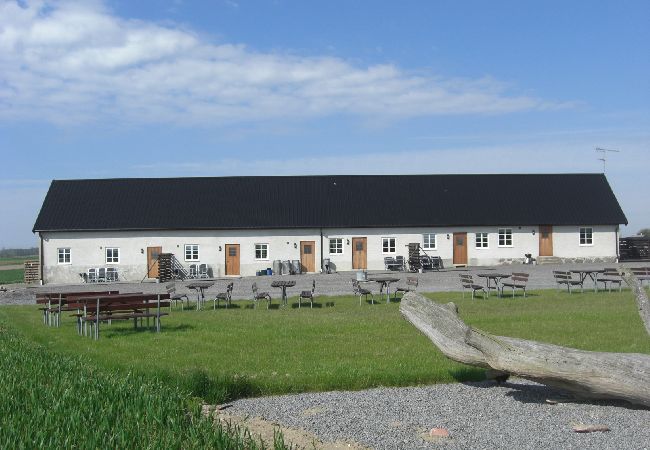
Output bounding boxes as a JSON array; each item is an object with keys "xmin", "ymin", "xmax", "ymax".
[
  {"xmin": 453, "ymin": 233, "xmax": 468, "ymax": 265},
  {"xmin": 300, "ymin": 241, "xmax": 316, "ymax": 273},
  {"xmin": 351, "ymin": 237, "xmax": 367, "ymax": 270},
  {"xmin": 147, "ymin": 246, "xmax": 162, "ymax": 278},
  {"xmin": 539, "ymin": 225, "xmax": 553, "ymax": 256},
  {"xmin": 225, "ymin": 244, "xmax": 240, "ymax": 275}
]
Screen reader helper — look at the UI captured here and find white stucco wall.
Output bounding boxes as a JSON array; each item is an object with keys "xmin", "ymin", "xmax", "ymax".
[{"xmin": 39, "ymin": 224, "xmax": 619, "ymax": 284}]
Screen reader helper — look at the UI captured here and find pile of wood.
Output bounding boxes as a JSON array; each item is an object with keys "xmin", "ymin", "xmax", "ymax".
[{"xmin": 23, "ymin": 260, "xmax": 40, "ymax": 284}]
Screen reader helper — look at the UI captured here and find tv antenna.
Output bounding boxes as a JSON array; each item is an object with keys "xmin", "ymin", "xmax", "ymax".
[{"xmin": 595, "ymin": 147, "xmax": 620, "ymax": 172}]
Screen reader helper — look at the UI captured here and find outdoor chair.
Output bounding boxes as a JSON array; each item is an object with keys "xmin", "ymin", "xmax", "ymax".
[
  {"xmin": 459, "ymin": 274, "xmax": 486, "ymax": 300},
  {"xmin": 215, "ymin": 282, "xmax": 234, "ymax": 309},
  {"xmin": 351, "ymin": 279, "xmax": 374, "ymax": 305},
  {"xmin": 395, "ymin": 255, "xmax": 406, "ymax": 271},
  {"xmin": 552, "ymin": 270, "xmax": 583, "ymax": 293},
  {"xmin": 97, "ymin": 268, "xmax": 106, "ymax": 283},
  {"xmin": 597, "ymin": 268, "xmax": 623, "ymax": 293},
  {"xmin": 384, "ymin": 257, "xmax": 396, "ymax": 271},
  {"xmin": 166, "ymin": 283, "xmax": 189, "ymax": 310},
  {"xmin": 87, "ymin": 268, "xmax": 97, "ymax": 283},
  {"xmin": 251, "ymin": 282, "xmax": 272, "ymax": 309},
  {"xmin": 106, "ymin": 267, "xmax": 119, "ymax": 282},
  {"xmin": 198, "ymin": 264, "xmax": 209, "ymax": 279},
  {"xmin": 187, "ymin": 264, "xmax": 198, "ymax": 279},
  {"xmin": 298, "ymin": 280, "xmax": 316, "ymax": 308},
  {"xmin": 500, "ymin": 272, "xmax": 529, "ymax": 298},
  {"xmin": 394, "ymin": 276, "xmax": 418, "ymax": 300}
]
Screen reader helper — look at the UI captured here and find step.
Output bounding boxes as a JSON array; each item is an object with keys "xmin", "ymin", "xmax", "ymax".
[{"xmin": 537, "ymin": 256, "xmax": 563, "ymax": 265}]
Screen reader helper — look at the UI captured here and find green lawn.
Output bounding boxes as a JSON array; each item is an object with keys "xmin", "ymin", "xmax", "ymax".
[
  {"xmin": 1, "ymin": 289, "xmax": 648, "ymax": 404},
  {"xmin": 0, "ymin": 269, "xmax": 23, "ymax": 284}
]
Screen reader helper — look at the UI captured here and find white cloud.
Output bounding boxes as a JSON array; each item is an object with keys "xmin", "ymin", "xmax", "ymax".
[{"xmin": 0, "ymin": 0, "xmax": 566, "ymax": 125}]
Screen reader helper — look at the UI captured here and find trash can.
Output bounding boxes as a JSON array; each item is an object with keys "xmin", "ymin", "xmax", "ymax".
[
  {"xmin": 323, "ymin": 258, "xmax": 331, "ymax": 274},
  {"xmin": 291, "ymin": 259, "xmax": 301, "ymax": 274},
  {"xmin": 282, "ymin": 260, "xmax": 291, "ymax": 275},
  {"xmin": 273, "ymin": 260, "xmax": 282, "ymax": 275},
  {"xmin": 267, "ymin": 268, "xmax": 273, "ymax": 275},
  {"xmin": 356, "ymin": 270, "xmax": 367, "ymax": 281}
]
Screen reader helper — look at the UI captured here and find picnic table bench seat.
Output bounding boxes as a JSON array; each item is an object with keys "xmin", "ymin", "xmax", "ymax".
[
  {"xmin": 596, "ymin": 268, "xmax": 623, "ymax": 292},
  {"xmin": 553, "ymin": 271, "xmax": 584, "ymax": 293},
  {"xmin": 500, "ymin": 272, "xmax": 529, "ymax": 298}
]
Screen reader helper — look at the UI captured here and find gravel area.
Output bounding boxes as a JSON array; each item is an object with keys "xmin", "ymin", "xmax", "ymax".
[
  {"xmin": 225, "ymin": 379, "xmax": 650, "ymax": 450},
  {"xmin": 1, "ymin": 262, "xmax": 644, "ymax": 306}
]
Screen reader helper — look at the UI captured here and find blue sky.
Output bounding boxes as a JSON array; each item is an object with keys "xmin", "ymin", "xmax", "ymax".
[{"xmin": 0, "ymin": 0, "xmax": 648, "ymax": 247}]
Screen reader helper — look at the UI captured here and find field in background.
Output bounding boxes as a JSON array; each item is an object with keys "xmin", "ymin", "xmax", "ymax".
[
  {"xmin": 0, "ymin": 255, "xmax": 38, "ymax": 266},
  {"xmin": 0, "ymin": 269, "xmax": 24, "ymax": 284},
  {"xmin": 2, "ymin": 289, "xmax": 648, "ymax": 405}
]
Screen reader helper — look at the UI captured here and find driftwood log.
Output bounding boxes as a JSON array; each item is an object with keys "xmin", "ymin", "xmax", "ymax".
[{"xmin": 399, "ymin": 274, "xmax": 650, "ymax": 407}]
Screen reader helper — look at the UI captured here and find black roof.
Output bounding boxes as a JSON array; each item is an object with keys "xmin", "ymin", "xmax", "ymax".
[{"xmin": 33, "ymin": 174, "xmax": 627, "ymax": 232}]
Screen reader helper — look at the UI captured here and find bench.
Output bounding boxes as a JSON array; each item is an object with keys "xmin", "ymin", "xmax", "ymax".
[
  {"xmin": 36, "ymin": 291, "xmax": 118, "ymax": 327},
  {"xmin": 500, "ymin": 272, "xmax": 529, "ymax": 298},
  {"xmin": 553, "ymin": 271, "xmax": 583, "ymax": 293},
  {"xmin": 631, "ymin": 267, "xmax": 650, "ymax": 286},
  {"xmin": 70, "ymin": 293, "xmax": 171, "ymax": 339},
  {"xmin": 596, "ymin": 268, "xmax": 623, "ymax": 292},
  {"xmin": 166, "ymin": 283, "xmax": 189, "ymax": 310},
  {"xmin": 394, "ymin": 277, "xmax": 418, "ymax": 300},
  {"xmin": 460, "ymin": 274, "xmax": 486, "ymax": 300}
]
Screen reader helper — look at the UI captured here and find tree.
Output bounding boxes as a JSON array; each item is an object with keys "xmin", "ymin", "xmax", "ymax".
[
  {"xmin": 400, "ymin": 270, "xmax": 650, "ymax": 407},
  {"xmin": 639, "ymin": 228, "xmax": 650, "ymax": 237}
]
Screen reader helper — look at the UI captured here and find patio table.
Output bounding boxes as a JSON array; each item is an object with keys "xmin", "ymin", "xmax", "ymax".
[
  {"xmin": 271, "ymin": 280, "xmax": 296, "ymax": 307},
  {"xmin": 569, "ymin": 269, "xmax": 603, "ymax": 292},
  {"xmin": 367, "ymin": 276, "xmax": 400, "ymax": 303},
  {"xmin": 186, "ymin": 281, "xmax": 214, "ymax": 310},
  {"xmin": 477, "ymin": 273, "xmax": 511, "ymax": 297}
]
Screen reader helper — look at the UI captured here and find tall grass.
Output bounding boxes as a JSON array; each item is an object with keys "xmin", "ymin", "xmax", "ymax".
[
  {"xmin": 0, "ymin": 323, "xmax": 288, "ymax": 449},
  {"xmin": 0, "ymin": 268, "xmax": 23, "ymax": 284}
]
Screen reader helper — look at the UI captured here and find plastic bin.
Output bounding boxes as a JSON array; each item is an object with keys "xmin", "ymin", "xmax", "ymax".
[
  {"xmin": 356, "ymin": 270, "xmax": 368, "ymax": 281},
  {"xmin": 281, "ymin": 260, "xmax": 291, "ymax": 275},
  {"xmin": 273, "ymin": 260, "xmax": 282, "ymax": 275},
  {"xmin": 291, "ymin": 260, "xmax": 301, "ymax": 274},
  {"xmin": 267, "ymin": 268, "xmax": 273, "ymax": 275}
]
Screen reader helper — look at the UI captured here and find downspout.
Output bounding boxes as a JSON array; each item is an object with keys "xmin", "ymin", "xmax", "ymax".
[
  {"xmin": 320, "ymin": 228, "xmax": 324, "ymax": 273},
  {"xmin": 615, "ymin": 225, "xmax": 620, "ymax": 262},
  {"xmin": 39, "ymin": 233, "xmax": 44, "ymax": 285}
]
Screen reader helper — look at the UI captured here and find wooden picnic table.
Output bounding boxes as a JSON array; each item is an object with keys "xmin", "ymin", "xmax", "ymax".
[
  {"xmin": 36, "ymin": 291, "xmax": 118, "ymax": 327},
  {"xmin": 569, "ymin": 269, "xmax": 603, "ymax": 292}
]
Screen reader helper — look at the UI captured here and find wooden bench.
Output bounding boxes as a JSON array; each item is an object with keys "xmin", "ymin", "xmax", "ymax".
[
  {"xmin": 36, "ymin": 291, "xmax": 117, "ymax": 327},
  {"xmin": 631, "ymin": 267, "xmax": 650, "ymax": 286},
  {"xmin": 553, "ymin": 271, "xmax": 583, "ymax": 293},
  {"xmin": 394, "ymin": 277, "xmax": 418, "ymax": 300},
  {"xmin": 500, "ymin": 272, "xmax": 529, "ymax": 298},
  {"xmin": 70, "ymin": 293, "xmax": 171, "ymax": 339},
  {"xmin": 459, "ymin": 274, "xmax": 486, "ymax": 300},
  {"xmin": 596, "ymin": 268, "xmax": 623, "ymax": 293}
]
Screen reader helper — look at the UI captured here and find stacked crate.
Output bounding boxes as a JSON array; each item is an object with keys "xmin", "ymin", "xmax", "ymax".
[
  {"xmin": 23, "ymin": 260, "xmax": 40, "ymax": 284},
  {"xmin": 157, "ymin": 253, "xmax": 173, "ymax": 282}
]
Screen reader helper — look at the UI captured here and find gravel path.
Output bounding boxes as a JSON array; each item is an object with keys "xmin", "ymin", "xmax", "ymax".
[
  {"xmin": 225, "ymin": 379, "xmax": 650, "ymax": 450},
  {"xmin": 1, "ymin": 262, "xmax": 643, "ymax": 306}
]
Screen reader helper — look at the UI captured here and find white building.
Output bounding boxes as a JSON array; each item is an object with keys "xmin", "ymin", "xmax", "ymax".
[{"xmin": 33, "ymin": 174, "xmax": 627, "ymax": 284}]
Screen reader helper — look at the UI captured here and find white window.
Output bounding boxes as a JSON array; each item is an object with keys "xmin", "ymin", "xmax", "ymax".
[
  {"xmin": 579, "ymin": 227, "xmax": 593, "ymax": 245},
  {"xmin": 422, "ymin": 233, "xmax": 436, "ymax": 250},
  {"xmin": 498, "ymin": 228, "xmax": 513, "ymax": 247},
  {"xmin": 382, "ymin": 237, "xmax": 396, "ymax": 254},
  {"xmin": 255, "ymin": 243, "xmax": 269, "ymax": 260},
  {"xmin": 329, "ymin": 238, "xmax": 343, "ymax": 255},
  {"xmin": 105, "ymin": 247, "xmax": 120, "ymax": 264},
  {"xmin": 184, "ymin": 244, "xmax": 199, "ymax": 261},
  {"xmin": 57, "ymin": 248, "xmax": 71, "ymax": 264},
  {"xmin": 475, "ymin": 232, "xmax": 488, "ymax": 248}
]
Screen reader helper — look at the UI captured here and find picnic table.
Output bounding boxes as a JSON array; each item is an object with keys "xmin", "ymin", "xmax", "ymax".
[
  {"xmin": 477, "ymin": 273, "xmax": 511, "ymax": 297},
  {"xmin": 68, "ymin": 293, "xmax": 170, "ymax": 339},
  {"xmin": 186, "ymin": 281, "xmax": 214, "ymax": 310},
  {"xmin": 569, "ymin": 269, "xmax": 603, "ymax": 292},
  {"xmin": 366, "ymin": 276, "xmax": 400, "ymax": 303},
  {"xmin": 271, "ymin": 280, "xmax": 296, "ymax": 306},
  {"xmin": 36, "ymin": 290, "xmax": 118, "ymax": 327}
]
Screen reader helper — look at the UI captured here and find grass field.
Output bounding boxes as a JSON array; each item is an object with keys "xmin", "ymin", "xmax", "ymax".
[
  {"xmin": 2, "ymin": 289, "xmax": 648, "ymax": 405},
  {"xmin": 0, "ymin": 255, "xmax": 37, "ymax": 266},
  {"xmin": 0, "ymin": 269, "xmax": 23, "ymax": 284},
  {"xmin": 0, "ymin": 323, "xmax": 288, "ymax": 449}
]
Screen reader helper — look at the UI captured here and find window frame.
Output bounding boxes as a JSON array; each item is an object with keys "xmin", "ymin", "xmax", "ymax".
[
  {"xmin": 57, "ymin": 247, "xmax": 71, "ymax": 265},
  {"xmin": 422, "ymin": 233, "xmax": 437, "ymax": 251},
  {"xmin": 497, "ymin": 228, "xmax": 513, "ymax": 248},
  {"xmin": 382, "ymin": 237, "xmax": 396, "ymax": 254},
  {"xmin": 579, "ymin": 227, "xmax": 594, "ymax": 246},
  {"xmin": 184, "ymin": 244, "xmax": 200, "ymax": 261},
  {"xmin": 475, "ymin": 232, "xmax": 489, "ymax": 249},
  {"xmin": 255, "ymin": 243, "xmax": 269, "ymax": 260},
  {"xmin": 105, "ymin": 247, "xmax": 120, "ymax": 264},
  {"xmin": 329, "ymin": 238, "xmax": 344, "ymax": 255}
]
